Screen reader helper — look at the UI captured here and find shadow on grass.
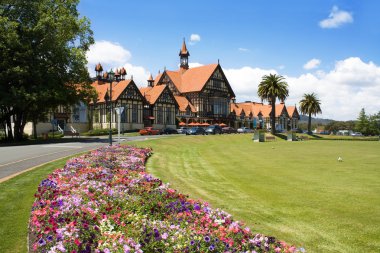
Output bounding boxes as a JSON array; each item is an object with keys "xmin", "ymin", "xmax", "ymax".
[{"xmin": 274, "ymin": 133, "xmax": 287, "ymax": 140}]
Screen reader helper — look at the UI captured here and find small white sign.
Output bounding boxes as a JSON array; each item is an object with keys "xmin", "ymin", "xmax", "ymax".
[{"xmin": 115, "ymin": 107, "xmax": 125, "ymax": 115}]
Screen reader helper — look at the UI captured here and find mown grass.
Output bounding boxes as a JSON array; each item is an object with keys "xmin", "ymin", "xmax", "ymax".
[
  {"xmin": 0, "ymin": 158, "xmax": 70, "ymax": 253},
  {"xmin": 132, "ymin": 134, "xmax": 380, "ymax": 253}
]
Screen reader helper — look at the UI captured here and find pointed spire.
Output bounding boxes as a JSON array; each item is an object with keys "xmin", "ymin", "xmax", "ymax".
[
  {"xmin": 95, "ymin": 63, "xmax": 103, "ymax": 79},
  {"xmin": 179, "ymin": 39, "xmax": 189, "ymax": 71},
  {"xmin": 147, "ymin": 73, "xmax": 154, "ymax": 87},
  {"xmin": 95, "ymin": 63, "xmax": 103, "ymax": 72},
  {"xmin": 179, "ymin": 38, "xmax": 190, "ymax": 56},
  {"xmin": 120, "ymin": 67, "xmax": 127, "ymax": 76}
]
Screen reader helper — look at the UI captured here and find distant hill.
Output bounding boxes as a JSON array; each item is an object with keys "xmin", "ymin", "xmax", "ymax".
[{"xmin": 299, "ymin": 115, "xmax": 334, "ymax": 125}]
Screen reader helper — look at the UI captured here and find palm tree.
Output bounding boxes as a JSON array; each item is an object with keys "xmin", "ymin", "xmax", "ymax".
[
  {"xmin": 299, "ymin": 93, "xmax": 322, "ymax": 134},
  {"xmin": 258, "ymin": 73, "xmax": 289, "ymax": 134}
]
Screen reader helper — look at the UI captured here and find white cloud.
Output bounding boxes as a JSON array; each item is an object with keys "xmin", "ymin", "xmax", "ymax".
[
  {"xmin": 319, "ymin": 6, "xmax": 353, "ymax": 28},
  {"xmin": 224, "ymin": 57, "xmax": 380, "ymax": 120},
  {"xmin": 190, "ymin": 34, "xmax": 201, "ymax": 42},
  {"xmin": 223, "ymin": 66, "xmax": 277, "ymax": 102},
  {"xmin": 303, "ymin": 58, "xmax": 321, "ymax": 70},
  {"xmin": 189, "ymin": 62, "xmax": 204, "ymax": 68},
  {"xmin": 87, "ymin": 40, "xmax": 131, "ymax": 66},
  {"xmin": 238, "ymin": 48, "xmax": 249, "ymax": 52},
  {"xmin": 86, "ymin": 40, "xmax": 149, "ymax": 87}
]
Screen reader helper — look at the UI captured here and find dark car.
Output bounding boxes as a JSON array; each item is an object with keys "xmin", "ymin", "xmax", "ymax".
[
  {"xmin": 177, "ymin": 127, "xmax": 188, "ymax": 134},
  {"xmin": 160, "ymin": 127, "xmax": 178, "ymax": 135},
  {"xmin": 186, "ymin": 127, "xmax": 206, "ymax": 135},
  {"xmin": 205, "ymin": 125, "xmax": 222, "ymax": 135},
  {"xmin": 222, "ymin": 126, "xmax": 237, "ymax": 134}
]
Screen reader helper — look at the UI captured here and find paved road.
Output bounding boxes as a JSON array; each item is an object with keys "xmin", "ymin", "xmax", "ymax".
[{"xmin": 0, "ymin": 135, "xmax": 170, "ymax": 182}]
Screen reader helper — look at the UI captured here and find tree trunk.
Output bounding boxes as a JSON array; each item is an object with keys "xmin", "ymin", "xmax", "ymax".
[
  {"xmin": 308, "ymin": 112, "xmax": 312, "ymax": 134},
  {"xmin": 13, "ymin": 111, "xmax": 27, "ymax": 141},
  {"xmin": 271, "ymin": 97, "xmax": 276, "ymax": 135},
  {"xmin": 5, "ymin": 116, "xmax": 13, "ymax": 141},
  {"xmin": 33, "ymin": 120, "xmax": 38, "ymax": 139}
]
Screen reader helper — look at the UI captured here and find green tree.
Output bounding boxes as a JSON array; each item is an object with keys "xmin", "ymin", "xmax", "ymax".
[
  {"xmin": 299, "ymin": 93, "xmax": 322, "ymax": 134},
  {"xmin": 368, "ymin": 114, "xmax": 380, "ymax": 135},
  {"xmin": 0, "ymin": 0, "xmax": 94, "ymax": 141},
  {"xmin": 354, "ymin": 108, "xmax": 369, "ymax": 135},
  {"xmin": 257, "ymin": 73, "xmax": 289, "ymax": 134}
]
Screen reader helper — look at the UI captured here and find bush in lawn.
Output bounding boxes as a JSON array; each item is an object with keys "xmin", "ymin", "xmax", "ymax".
[{"xmin": 30, "ymin": 145, "xmax": 299, "ymax": 253}]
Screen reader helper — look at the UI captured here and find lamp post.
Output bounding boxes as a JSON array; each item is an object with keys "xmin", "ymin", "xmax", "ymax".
[{"xmin": 107, "ymin": 69, "xmax": 115, "ymax": 146}]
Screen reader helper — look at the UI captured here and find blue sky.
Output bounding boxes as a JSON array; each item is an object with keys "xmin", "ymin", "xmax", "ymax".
[{"xmin": 79, "ymin": 0, "xmax": 380, "ymax": 120}]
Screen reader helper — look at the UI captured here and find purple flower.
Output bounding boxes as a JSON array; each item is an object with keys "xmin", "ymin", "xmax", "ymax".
[
  {"xmin": 204, "ymin": 236, "xmax": 210, "ymax": 242},
  {"xmin": 38, "ymin": 238, "xmax": 46, "ymax": 246}
]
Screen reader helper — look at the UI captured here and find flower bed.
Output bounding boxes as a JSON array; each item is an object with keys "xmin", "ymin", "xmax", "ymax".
[{"xmin": 30, "ymin": 145, "xmax": 299, "ymax": 253}]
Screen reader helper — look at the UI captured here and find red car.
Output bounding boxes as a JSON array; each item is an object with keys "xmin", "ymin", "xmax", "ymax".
[{"xmin": 139, "ymin": 127, "xmax": 160, "ymax": 135}]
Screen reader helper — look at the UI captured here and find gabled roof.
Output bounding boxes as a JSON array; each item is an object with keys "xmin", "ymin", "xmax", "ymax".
[
  {"xmin": 154, "ymin": 73, "xmax": 163, "ymax": 86},
  {"xmin": 91, "ymin": 79, "xmax": 137, "ymax": 104},
  {"xmin": 139, "ymin": 85, "xmax": 167, "ymax": 105},
  {"xmin": 174, "ymin": 95, "xmax": 197, "ymax": 112},
  {"xmin": 156, "ymin": 64, "xmax": 219, "ymax": 93},
  {"xmin": 287, "ymin": 106, "xmax": 299, "ymax": 118},
  {"xmin": 275, "ymin": 103, "xmax": 289, "ymax": 117},
  {"xmin": 180, "ymin": 64, "xmax": 218, "ymax": 93}
]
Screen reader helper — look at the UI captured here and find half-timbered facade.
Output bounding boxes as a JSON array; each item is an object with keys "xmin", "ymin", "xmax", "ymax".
[
  {"xmin": 140, "ymin": 80, "xmax": 178, "ymax": 129},
  {"xmin": 90, "ymin": 79, "xmax": 145, "ymax": 131},
  {"xmin": 153, "ymin": 40, "xmax": 236, "ymax": 124},
  {"xmin": 231, "ymin": 101, "xmax": 299, "ymax": 131}
]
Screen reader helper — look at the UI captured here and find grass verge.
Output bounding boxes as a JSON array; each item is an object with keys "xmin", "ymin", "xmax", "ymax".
[
  {"xmin": 0, "ymin": 158, "xmax": 70, "ymax": 253},
  {"xmin": 131, "ymin": 134, "xmax": 380, "ymax": 253}
]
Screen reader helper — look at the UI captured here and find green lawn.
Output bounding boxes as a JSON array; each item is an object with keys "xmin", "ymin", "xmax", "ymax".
[
  {"xmin": 0, "ymin": 158, "xmax": 70, "ymax": 253},
  {"xmin": 1, "ymin": 135, "xmax": 379, "ymax": 253},
  {"xmin": 132, "ymin": 134, "xmax": 380, "ymax": 253}
]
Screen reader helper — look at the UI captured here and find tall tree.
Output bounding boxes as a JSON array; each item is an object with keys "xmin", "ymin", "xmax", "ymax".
[
  {"xmin": 0, "ymin": 0, "xmax": 94, "ymax": 141},
  {"xmin": 299, "ymin": 93, "xmax": 322, "ymax": 134},
  {"xmin": 354, "ymin": 108, "xmax": 369, "ymax": 135},
  {"xmin": 257, "ymin": 73, "xmax": 289, "ymax": 134}
]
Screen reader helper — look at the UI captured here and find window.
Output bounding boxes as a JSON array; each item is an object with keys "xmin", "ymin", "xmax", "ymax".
[
  {"xmin": 132, "ymin": 104, "xmax": 138, "ymax": 122},
  {"xmin": 166, "ymin": 107, "xmax": 172, "ymax": 124},
  {"xmin": 157, "ymin": 106, "xmax": 163, "ymax": 124}
]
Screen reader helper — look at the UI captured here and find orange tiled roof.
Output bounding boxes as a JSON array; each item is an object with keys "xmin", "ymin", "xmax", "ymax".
[
  {"xmin": 91, "ymin": 79, "xmax": 135, "ymax": 104},
  {"xmin": 287, "ymin": 106, "xmax": 299, "ymax": 118},
  {"xmin": 157, "ymin": 64, "xmax": 219, "ymax": 93},
  {"xmin": 180, "ymin": 64, "xmax": 218, "ymax": 93},
  {"xmin": 154, "ymin": 73, "xmax": 163, "ymax": 86},
  {"xmin": 139, "ymin": 85, "xmax": 167, "ymax": 105},
  {"xmin": 275, "ymin": 103, "xmax": 289, "ymax": 117},
  {"xmin": 174, "ymin": 95, "xmax": 196, "ymax": 112},
  {"xmin": 231, "ymin": 102, "xmax": 278, "ymax": 118}
]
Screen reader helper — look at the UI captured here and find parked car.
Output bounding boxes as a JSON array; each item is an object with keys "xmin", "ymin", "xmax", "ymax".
[
  {"xmin": 351, "ymin": 132, "xmax": 363, "ymax": 136},
  {"xmin": 139, "ymin": 127, "xmax": 160, "ymax": 135},
  {"xmin": 186, "ymin": 127, "xmax": 206, "ymax": 135},
  {"xmin": 222, "ymin": 126, "xmax": 237, "ymax": 134},
  {"xmin": 160, "ymin": 127, "xmax": 178, "ymax": 135},
  {"xmin": 237, "ymin": 127, "xmax": 253, "ymax": 133},
  {"xmin": 177, "ymin": 127, "xmax": 188, "ymax": 134},
  {"xmin": 205, "ymin": 125, "xmax": 222, "ymax": 135}
]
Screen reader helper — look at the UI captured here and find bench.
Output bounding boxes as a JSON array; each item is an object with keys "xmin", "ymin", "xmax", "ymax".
[
  {"xmin": 265, "ymin": 136, "xmax": 276, "ymax": 141},
  {"xmin": 64, "ymin": 131, "xmax": 80, "ymax": 138}
]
